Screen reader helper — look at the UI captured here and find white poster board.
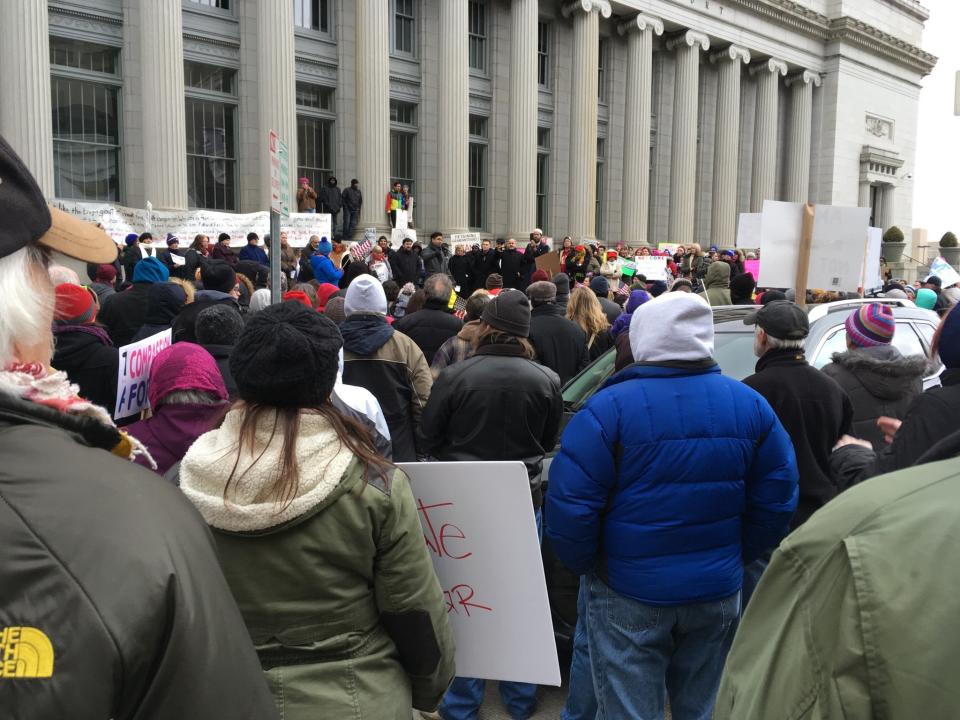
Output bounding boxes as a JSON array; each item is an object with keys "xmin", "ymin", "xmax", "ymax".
[
  {"xmin": 450, "ymin": 232, "xmax": 482, "ymax": 253},
  {"xmin": 390, "ymin": 227, "xmax": 417, "ymax": 250},
  {"xmin": 631, "ymin": 256, "xmax": 670, "ymax": 282},
  {"xmin": 860, "ymin": 227, "xmax": 883, "ymax": 290},
  {"xmin": 398, "ymin": 461, "xmax": 561, "ymax": 687},
  {"xmin": 736, "ymin": 213, "xmax": 762, "ymax": 249},
  {"xmin": 114, "ymin": 330, "xmax": 172, "ymax": 419},
  {"xmin": 929, "ymin": 256, "xmax": 960, "ymax": 287},
  {"xmin": 395, "ymin": 209, "xmax": 409, "ymax": 231}
]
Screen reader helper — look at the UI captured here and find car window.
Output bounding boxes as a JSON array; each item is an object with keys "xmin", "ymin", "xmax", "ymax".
[
  {"xmin": 714, "ymin": 332, "xmax": 759, "ymax": 380},
  {"xmin": 890, "ymin": 322, "xmax": 926, "ymax": 359},
  {"xmin": 562, "ymin": 348, "xmax": 616, "ymax": 410},
  {"xmin": 812, "ymin": 321, "xmax": 929, "ymax": 369},
  {"xmin": 811, "ymin": 328, "xmax": 846, "ymax": 368},
  {"xmin": 914, "ymin": 321, "xmax": 937, "ymax": 348}
]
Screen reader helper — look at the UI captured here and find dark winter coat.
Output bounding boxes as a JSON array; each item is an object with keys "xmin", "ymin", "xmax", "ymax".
[
  {"xmin": 210, "ymin": 242, "xmax": 239, "ymax": 268},
  {"xmin": 586, "ymin": 328, "xmax": 615, "ymax": 363},
  {"xmin": 51, "ymin": 324, "xmax": 119, "ymax": 412},
  {"xmin": 131, "ymin": 282, "xmax": 186, "ymax": 342},
  {"xmin": 498, "ymin": 248, "xmax": 528, "ymax": 289},
  {"xmin": 99, "ymin": 282, "xmax": 153, "ymax": 347},
  {"xmin": 0, "ymin": 392, "xmax": 279, "ymax": 719},
  {"xmin": 743, "ymin": 348, "xmax": 854, "ymax": 528},
  {"xmin": 821, "ymin": 345, "xmax": 928, "ymax": 450},
  {"xmin": 470, "ymin": 248, "xmax": 499, "ymax": 290},
  {"xmin": 310, "ymin": 254, "xmax": 344, "ymax": 286},
  {"xmin": 390, "ymin": 248, "xmax": 422, "ymax": 287},
  {"xmin": 183, "ymin": 248, "xmax": 207, "ymax": 280},
  {"xmin": 614, "ymin": 328, "xmax": 633, "ymax": 372},
  {"xmin": 448, "ymin": 254, "xmax": 472, "ymax": 294},
  {"xmin": 237, "ymin": 244, "xmax": 269, "ymax": 267},
  {"xmin": 830, "ymin": 367, "xmax": 960, "ymax": 488},
  {"xmin": 421, "ymin": 243, "xmax": 451, "ymax": 278},
  {"xmin": 319, "ymin": 182, "xmax": 343, "ymax": 213},
  {"xmin": 126, "ymin": 402, "xmax": 228, "ymax": 475},
  {"xmin": 121, "ymin": 244, "xmax": 144, "ymax": 282},
  {"xmin": 157, "ymin": 248, "xmax": 185, "ymax": 276},
  {"xmin": 597, "ymin": 296, "xmax": 622, "ymax": 325},
  {"xmin": 172, "ymin": 292, "xmax": 240, "ymax": 344},
  {"xmin": 392, "ymin": 298, "xmax": 463, "ymax": 365},
  {"xmin": 198, "ymin": 343, "xmax": 239, "ymax": 399},
  {"xmin": 420, "ymin": 342, "xmax": 563, "ymax": 508},
  {"xmin": 528, "ymin": 303, "xmax": 589, "ymax": 386},
  {"xmin": 341, "ymin": 186, "xmax": 363, "ymax": 211}
]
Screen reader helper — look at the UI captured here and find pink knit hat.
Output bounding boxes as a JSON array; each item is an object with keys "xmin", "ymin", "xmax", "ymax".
[
  {"xmin": 845, "ymin": 303, "xmax": 895, "ymax": 348},
  {"xmin": 148, "ymin": 343, "xmax": 228, "ymax": 409}
]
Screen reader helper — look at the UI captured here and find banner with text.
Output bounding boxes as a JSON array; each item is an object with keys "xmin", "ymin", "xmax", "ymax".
[
  {"xmin": 114, "ymin": 330, "xmax": 172, "ymax": 419},
  {"xmin": 398, "ymin": 461, "xmax": 561, "ymax": 686}
]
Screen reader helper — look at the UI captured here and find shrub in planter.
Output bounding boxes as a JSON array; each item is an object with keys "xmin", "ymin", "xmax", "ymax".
[
  {"xmin": 882, "ymin": 226, "xmax": 907, "ymax": 262},
  {"xmin": 940, "ymin": 231, "xmax": 958, "ymax": 248},
  {"xmin": 939, "ymin": 232, "xmax": 960, "ymax": 268},
  {"xmin": 883, "ymin": 226, "xmax": 905, "ymax": 244}
]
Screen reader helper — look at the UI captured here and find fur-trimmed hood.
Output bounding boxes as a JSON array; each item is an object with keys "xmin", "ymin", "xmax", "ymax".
[{"xmin": 828, "ymin": 345, "xmax": 932, "ymax": 401}]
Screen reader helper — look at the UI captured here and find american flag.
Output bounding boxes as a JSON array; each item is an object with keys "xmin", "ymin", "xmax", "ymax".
[{"xmin": 350, "ymin": 238, "xmax": 373, "ymax": 261}]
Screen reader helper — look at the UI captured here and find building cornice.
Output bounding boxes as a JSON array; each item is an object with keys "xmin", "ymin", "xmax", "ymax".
[
  {"xmin": 49, "ymin": 4, "xmax": 122, "ymax": 26},
  {"xmin": 882, "ymin": 0, "xmax": 930, "ymax": 23}
]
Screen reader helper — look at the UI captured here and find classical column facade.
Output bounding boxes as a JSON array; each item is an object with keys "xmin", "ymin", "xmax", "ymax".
[
  {"xmin": 710, "ymin": 45, "xmax": 750, "ymax": 247},
  {"xmin": 667, "ymin": 31, "xmax": 710, "ymax": 246},
  {"xmin": 438, "ymin": 0, "xmax": 468, "ymax": 235},
  {"xmin": 0, "ymin": 0, "xmax": 54, "ymax": 196},
  {"xmin": 507, "ymin": 0, "xmax": 539, "ymax": 238},
  {"xmin": 139, "ymin": 0, "xmax": 188, "ymax": 209},
  {"xmin": 563, "ymin": 0, "xmax": 612, "ymax": 240},
  {"xmin": 618, "ymin": 13, "xmax": 663, "ymax": 246},
  {"xmin": 749, "ymin": 58, "xmax": 788, "ymax": 211},
  {"xmin": 784, "ymin": 70, "xmax": 821, "ymax": 203},
  {"xmin": 356, "ymin": 0, "xmax": 391, "ymax": 229}
]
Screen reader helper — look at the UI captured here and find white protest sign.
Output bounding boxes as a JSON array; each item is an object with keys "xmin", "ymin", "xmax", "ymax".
[
  {"xmin": 736, "ymin": 213, "xmax": 762, "ymax": 249},
  {"xmin": 391, "ymin": 227, "xmax": 417, "ymax": 250},
  {"xmin": 632, "ymin": 256, "xmax": 670, "ymax": 282},
  {"xmin": 281, "ymin": 213, "xmax": 333, "ymax": 247},
  {"xmin": 860, "ymin": 227, "xmax": 883, "ymax": 290},
  {"xmin": 396, "ymin": 209, "xmax": 409, "ymax": 231},
  {"xmin": 450, "ymin": 232, "xmax": 481, "ymax": 252},
  {"xmin": 114, "ymin": 330, "xmax": 172, "ymax": 419},
  {"xmin": 757, "ymin": 201, "xmax": 803, "ymax": 288},
  {"xmin": 398, "ymin": 461, "xmax": 561, "ymax": 686},
  {"xmin": 930, "ymin": 256, "xmax": 960, "ymax": 287}
]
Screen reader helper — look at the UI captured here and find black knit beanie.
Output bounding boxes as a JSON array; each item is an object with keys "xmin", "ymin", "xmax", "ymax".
[
  {"xmin": 230, "ymin": 302, "xmax": 342, "ymax": 407},
  {"xmin": 481, "ymin": 288, "xmax": 531, "ymax": 337},
  {"xmin": 202, "ymin": 259, "xmax": 237, "ymax": 294}
]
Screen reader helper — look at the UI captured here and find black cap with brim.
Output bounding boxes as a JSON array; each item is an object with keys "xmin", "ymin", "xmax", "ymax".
[
  {"xmin": 0, "ymin": 134, "xmax": 117, "ymax": 264},
  {"xmin": 744, "ymin": 300, "xmax": 810, "ymax": 340}
]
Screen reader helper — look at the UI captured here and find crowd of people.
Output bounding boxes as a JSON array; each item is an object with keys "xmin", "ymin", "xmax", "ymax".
[{"xmin": 4, "ymin": 131, "xmax": 960, "ymax": 720}]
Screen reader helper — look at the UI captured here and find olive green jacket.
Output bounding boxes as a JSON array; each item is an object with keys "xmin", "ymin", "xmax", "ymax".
[{"xmin": 715, "ymin": 456, "xmax": 960, "ymax": 719}]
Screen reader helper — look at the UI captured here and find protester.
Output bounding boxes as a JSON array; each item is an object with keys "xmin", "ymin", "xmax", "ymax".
[
  {"xmin": 310, "ymin": 237, "xmax": 343, "ymax": 286},
  {"xmin": 386, "ymin": 180, "xmax": 406, "ymax": 227},
  {"xmin": 88, "ymin": 263, "xmax": 118, "ymax": 303},
  {"xmin": 324, "ymin": 296, "xmax": 347, "ymax": 325},
  {"xmin": 238, "ymin": 232, "xmax": 269, "ymax": 266},
  {"xmin": 172, "ymin": 259, "xmax": 239, "ymax": 343},
  {"xmin": 210, "ymin": 232, "xmax": 239, "ymax": 268},
  {"xmin": 557, "ymin": 236, "xmax": 574, "ymax": 272},
  {"xmin": 523, "ymin": 230, "xmax": 550, "ymax": 286},
  {"xmin": 552, "ymin": 272, "xmax": 572, "ymax": 308},
  {"xmin": 497, "ymin": 237, "xmax": 529, "ymax": 289},
  {"xmin": 431, "ymin": 291, "xmax": 491, "ymax": 378},
  {"xmin": 312, "ymin": 282, "xmax": 339, "ymax": 312},
  {"xmin": 449, "ymin": 244, "xmax": 472, "ymax": 294},
  {"xmin": 99, "ymin": 255, "xmax": 170, "ymax": 347},
  {"xmin": 420, "ymin": 289, "xmax": 563, "ymax": 720},
  {"xmin": 485, "ymin": 273, "xmax": 504, "ymax": 296},
  {"xmin": 298, "ymin": 234, "xmax": 321, "ymax": 281},
  {"xmin": 566, "ymin": 286, "xmax": 615, "ymax": 363},
  {"xmin": 340, "ymin": 276, "xmax": 432, "ymax": 462},
  {"xmin": 393, "ymin": 273, "xmax": 462, "ymax": 364},
  {"xmin": 341, "ymin": 179, "xmax": 363, "ymax": 240},
  {"xmin": 421, "ymin": 232, "xmax": 451, "ymax": 278},
  {"xmin": 296, "ymin": 176, "xmax": 318, "ymax": 212},
  {"xmin": 157, "ymin": 234, "xmax": 184, "ymax": 276},
  {"xmin": 178, "ymin": 303, "xmax": 455, "ymax": 717},
  {"xmin": 699, "ymin": 260, "xmax": 732, "ymax": 306},
  {"xmin": 547, "ymin": 292, "xmax": 798, "ymax": 720},
  {"xmin": 121, "ymin": 231, "xmax": 153, "ymax": 281},
  {"xmin": 249, "ymin": 288, "xmax": 272, "ymax": 313},
  {"xmin": 51, "ymin": 283, "xmax": 119, "ymax": 412},
  {"xmin": 391, "ymin": 237, "xmax": 422, "ymax": 286},
  {"xmin": 0, "ymin": 134, "xmax": 278, "ymax": 718},
  {"xmin": 471, "ymin": 238, "xmax": 500, "ymax": 291},
  {"xmin": 131, "ymin": 282, "xmax": 187, "ymax": 342},
  {"xmin": 821, "ymin": 304, "xmax": 928, "ymax": 450},
  {"xmin": 368, "ymin": 245, "xmax": 393, "ymax": 283},
  {"xmin": 588, "ymin": 276, "xmax": 621, "ymax": 325},
  {"xmin": 680, "ymin": 244, "xmax": 706, "ymax": 284},
  {"xmin": 283, "ymin": 289, "xmax": 314, "ymax": 309},
  {"xmin": 610, "ymin": 289, "xmax": 651, "ymax": 340},
  {"xmin": 916, "ymin": 287, "xmax": 938, "ymax": 310},
  {"xmin": 194, "ymin": 303, "xmax": 244, "ymax": 399},
  {"xmin": 184, "ymin": 233, "xmax": 210, "ymax": 279},
  {"xmin": 730, "ymin": 272, "xmax": 757, "ymax": 305},
  {"xmin": 565, "ymin": 245, "xmax": 589, "ymax": 285},
  {"xmin": 527, "ymin": 280, "xmax": 589, "ymax": 385}
]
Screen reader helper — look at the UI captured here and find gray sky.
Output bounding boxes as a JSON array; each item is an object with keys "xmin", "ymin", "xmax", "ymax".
[{"xmin": 912, "ymin": 0, "xmax": 960, "ymax": 240}]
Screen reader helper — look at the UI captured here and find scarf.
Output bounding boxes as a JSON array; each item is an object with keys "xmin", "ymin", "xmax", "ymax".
[
  {"xmin": 52, "ymin": 323, "xmax": 114, "ymax": 346},
  {"xmin": 340, "ymin": 314, "xmax": 395, "ymax": 356}
]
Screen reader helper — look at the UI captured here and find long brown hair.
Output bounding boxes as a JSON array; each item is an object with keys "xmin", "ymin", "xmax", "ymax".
[
  {"xmin": 222, "ymin": 401, "xmax": 395, "ymax": 511},
  {"xmin": 472, "ymin": 322, "xmax": 536, "ymax": 359},
  {"xmin": 567, "ymin": 286, "xmax": 610, "ymax": 336}
]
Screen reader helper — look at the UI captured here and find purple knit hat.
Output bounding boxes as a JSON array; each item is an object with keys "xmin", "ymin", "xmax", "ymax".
[
  {"xmin": 148, "ymin": 342, "xmax": 228, "ymax": 409},
  {"xmin": 845, "ymin": 303, "xmax": 895, "ymax": 348}
]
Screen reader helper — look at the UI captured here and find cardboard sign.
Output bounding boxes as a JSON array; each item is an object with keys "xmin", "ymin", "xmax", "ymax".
[
  {"xmin": 632, "ymin": 256, "xmax": 670, "ymax": 282},
  {"xmin": 535, "ymin": 251, "xmax": 562, "ymax": 277},
  {"xmin": 929, "ymin": 256, "xmax": 960, "ymax": 288},
  {"xmin": 736, "ymin": 213, "xmax": 762, "ymax": 249},
  {"xmin": 398, "ymin": 461, "xmax": 561, "ymax": 686},
  {"xmin": 744, "ymin": 259, "xmax": 761, "ymax": 281},
  {"xmin": 114, "ymin": 330, "xmax": 172, "ymax": 419}
]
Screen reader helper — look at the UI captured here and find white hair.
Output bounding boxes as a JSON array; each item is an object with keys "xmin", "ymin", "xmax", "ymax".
[
  {"xmin": 0, "ymin": 247, "xmax": 55, "ymax": 367},
  {"xmin": 48, "ymin": 264, "xmax": 81, "ymax": 286},
  {"xmin": 756, "ymin": 326, "xmax": 805, "ymax": 351}
]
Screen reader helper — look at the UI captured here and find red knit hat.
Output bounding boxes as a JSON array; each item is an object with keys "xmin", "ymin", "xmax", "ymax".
[
  {"xmin": 54, "ymin": 283, "xmax": 97, "ymax": 325},
  {"xmin": 282, "ymin": 290, "xmax": 314, "ymax": 309},
  {"xmin": 530, "ymin": 269, "xmax": 551, "ymax": 284},
  {"xmin": 314, "ymin": 283, "xmax": 340, "ymax": 311}
]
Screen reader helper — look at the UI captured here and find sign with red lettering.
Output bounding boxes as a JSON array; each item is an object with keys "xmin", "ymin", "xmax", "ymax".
[
  {"xmin": 114, "ymin": 329, "xmax": 172, "ymax": 419},
  {"xmin": 398, "ymin": 461, "xmax": 561, "ymax": 686}
]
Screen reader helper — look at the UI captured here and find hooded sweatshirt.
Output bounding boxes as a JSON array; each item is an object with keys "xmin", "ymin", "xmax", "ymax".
[
  {"xmin": 630, "ymin": 293, "xmax": 714, "ymax": 364},
  {"xmin": 699, "ymin": 261, "xmax": 732, "ymax": 306}
]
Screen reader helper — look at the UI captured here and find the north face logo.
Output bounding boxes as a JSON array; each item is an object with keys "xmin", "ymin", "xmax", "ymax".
[{"xmin": 0, "ymin": 627, "xmax": 54, "ymax": 678}]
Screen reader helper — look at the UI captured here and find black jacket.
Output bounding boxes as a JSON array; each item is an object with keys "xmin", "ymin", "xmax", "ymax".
[
  {"xmin": 743, "ymin": 348, "xmax": 854, "ymax": 528},
  {"xmin": 392, "ymin": 299, "xmax": 463, "ymax": 365},
  {"xmin": 587, "ymin": 327, "xmax": 615, "ymax": 363},
  {"xmin": 51, "ymin": 326, "xmax": 119, "ymax": 412},
  {"xmin": 498, "ymin": 248, "xmax": 529, "ymax": 289},
  {"xmin": 121, "ymin": 244, "xmax": 145, "ymax": 282},
  {"xmin": 341, "ymin": 185, "xmax": 363, "ymax": 211},
  {"xmin": 830, "ymin": 367, "xmax": 960, "ymax": 488},
  {"xmin": 470, "ymin": 248, "xmax": 499, "ymax": 290},
  {"xmin": 172, "ymin": 293, "xmax": 240, "ymax": 344},
  {"xmin": 0, "ymin": 393, "xmax": 278, "ymax": 719},
  {"xmin": 420, "ymin": 342, "xmax": 563, "ymax": 508},
  {"xmin": 528, "ymin": 303, "xmax": 589, "ymax": 385},
  {"xmin": 99, "ymin": 282, "xmax": 153, "ymax": 347},
  {"xmin": 131, "ymin": 282, "xmax": 186, "ymax": 342},
  {"xmin": 421, "ymin": 243, "xmax": 451, "ymax": 278},
  {"xmin": 448, "ymin": 254, "xmax": 472, "ymax": 294},
  {"xmin": 319, "ymin": 183, "xmax": 343, "ymax": 213},
  {"xmin": 821, "ymin": 345, "xmax": 928, "ymax": 450},
  {"xmin": 390, "ymin": 248, "xmax": 422, "ymax": 287},
  {"xmin": 597, "ymin": 296, "xmax": 622, "ymax": 326},
  {"xmin": 198, "ymin": 343, "xmax": 239, "ymax": 399}
]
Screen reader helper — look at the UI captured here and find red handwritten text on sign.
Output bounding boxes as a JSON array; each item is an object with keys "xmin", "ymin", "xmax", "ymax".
[
  {"xmin": 443, "ymin": 584, "xmax": 493, "ymax": 617},
  {"xmin": 417, "ymin": 499, "xmax": 472, "ymax": 560}
]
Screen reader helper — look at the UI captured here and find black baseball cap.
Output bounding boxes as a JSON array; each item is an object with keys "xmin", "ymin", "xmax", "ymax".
[
  {"xmin": 0, "ymin": 134, "xmax": 117, "ymax": 263},
  {"xmin": 744, "ymin": 300, "xmax": 810, "ymax": 340}
]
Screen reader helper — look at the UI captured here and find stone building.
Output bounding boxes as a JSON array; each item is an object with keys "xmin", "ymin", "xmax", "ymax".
[{"xmin": 0, "ymin": 0, "xmax": 935, "ymax": 246}]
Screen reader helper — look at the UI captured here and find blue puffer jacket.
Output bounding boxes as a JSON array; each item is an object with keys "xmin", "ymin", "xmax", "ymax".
[
  {"xmin": 310, "ymin": 253, "xmax": 343, "ymax": 286},
  {"xmin": 546, "ymin": 362, "xmax": 798, "ymax": 606}
]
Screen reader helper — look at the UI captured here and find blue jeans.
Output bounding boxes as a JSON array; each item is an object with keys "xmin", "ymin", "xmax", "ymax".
[
  {"xmin": 560, "ymin": 578, "xmax": 597, "ymax": 720},
  {"xmin": 343, "ymin": 207, "xmax": 360, "ymax": 240},
  {"xmin": 441, "ymin": 510, "xmax": 542, "ymax": 720},
  {"xmin": 586, "ymin": 574, "xmax": 740, "ymax": 720},
  {"xmin": 741, "ymin": 554, "xmax": 770, "ymax": 611}
]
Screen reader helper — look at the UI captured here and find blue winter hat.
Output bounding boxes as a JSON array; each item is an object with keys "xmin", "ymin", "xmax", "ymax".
[
  {"xmin": 589, "ymin": 276, "xmax": 609, "ymax": 297},
  {"xmin": 124, "ymin": 233, "xmax": 139, "ymax": 246},
  {"xmin": 648, "ymin": 280, "xmax": 668, "ymax": 297},
  {"xmin": 937, "ymin": 306, "xmax": 960, "ymax": 369},
  {"xmin": 132, "ymin": 256, "xmax": 170, "ymax": 284},
  {"xmin": 318, "ymin": 238, "xmax": 333, "ymax": 255},
  {"xmin": 625, "ymin": 289, "xmax": 651, "ymax": 313}
]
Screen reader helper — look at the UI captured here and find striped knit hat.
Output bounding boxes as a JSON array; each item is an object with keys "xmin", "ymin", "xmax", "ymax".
[
  {"xmin": 54, "ymin": 283, "xmax": 97, "ymax": 325},
  {"xmin": 845, "ymin": 303, "xmax": 895, "ymax": 348}
]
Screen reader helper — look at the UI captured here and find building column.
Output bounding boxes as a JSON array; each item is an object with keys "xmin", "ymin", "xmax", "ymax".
[
  {"xmin": 438, "ymin": 0, "xmax": 469, "ymax": 235},
  {"xmin": 618, "ymin": 13, "xmax": 663, "ymax": 246},
  {"xmin": 667, "ymin": 30, "xmax": 710, "ymax": 246},
  {"xmin": 355, "ymin": 1, "xmax": 391, "ymax": 230},
  {"xmin": 881, "ymin": 185, "xmax": 895, "ymax": 229},
  {"xmin": 749, "ymin": 58, "xmax": 787, "ymax": 211},
  {"xmin": 139, "ymin": 0, "xmax": 188, "ymax": 209},
  {"xmin": 709, "ymin": 45, "xmax": 750, "ymax": 247},
  {"xmin": 0, "ymin": 0, "xmax": 54, "ymax": 196},
  {"xmin": 563, "ymin": 0, "xmax": 612, "ymax": 240},
  {"xmin": 507, "ymin": 0, "xmax": 539, "ymax": 238},
  {"xmin": 784, "ymin": 70, "xmax": 821, "ymax": 203},
  {"xmin": 858, "ymin": 181, "xmax": 871, "ymax": 209},
  {"xmin": 255, "ymin": 0, "xmax": 298, "ymax": 213}
]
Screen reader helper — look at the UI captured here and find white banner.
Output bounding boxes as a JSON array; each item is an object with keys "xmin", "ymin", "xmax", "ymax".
[
  {"xmin": 398, "ymin": 461, "xmax": 561, "ymax": 686},
  {"xmin": 450, "ymin": 232, "xmax": 481, "ymax": 253},
  {"xmin": 114, "ymin": 330, "xmax": 172, "ymax": 419},
  {"xmin": 929, "ymin": 256, "xmax": 960, "ymax": 288}
]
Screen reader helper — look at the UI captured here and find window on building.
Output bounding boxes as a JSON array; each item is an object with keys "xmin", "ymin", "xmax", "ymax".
[
  {"xmin": 536, "ymin": 127, "xmax": 550, "ymax": 234},
  {"xmin": 184, "ymin": 61, "xmax": 238, "ymax": 211},
  {"xmin": 596, "ymin": 138, "xmax": 606, "ymax": 239},
  {"xmin": 390, "ymin": 100, "xmax": 418, "ymax": 194},
  {"xmin": 468, "ymin": 115, "xmax": 488, "ymax": 230},
  {"xmin": 468, "ymin": 1, "xmax": 487, "ymax": 73},
  {"xmin": 294, "ymin": 0, "xmax": 330, "ymax": 33},
  {"xmin": 49, "ymin": 37, "xmax": 121, "ymax": 202},
  {"xmin": 296, "ymin": 81, "xmax": 335, "ymax": 112},
  {"xmin": 598, "ymin": 38, "xmax": 609, "ymax": 103},
  {"xmin": 538, "ymin": 22, "xmax": 550, "ymax": 88},
  {"xmin": 189, "ymin": 0, "xmax": 230, "ymax": 10},
  {"xmin": 393, "ymin": 0, "xmax": 416, "ymax": 56},
  {"xmin": 296, "ymin": 81, "xmax": 335, "ymax": 191}
]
